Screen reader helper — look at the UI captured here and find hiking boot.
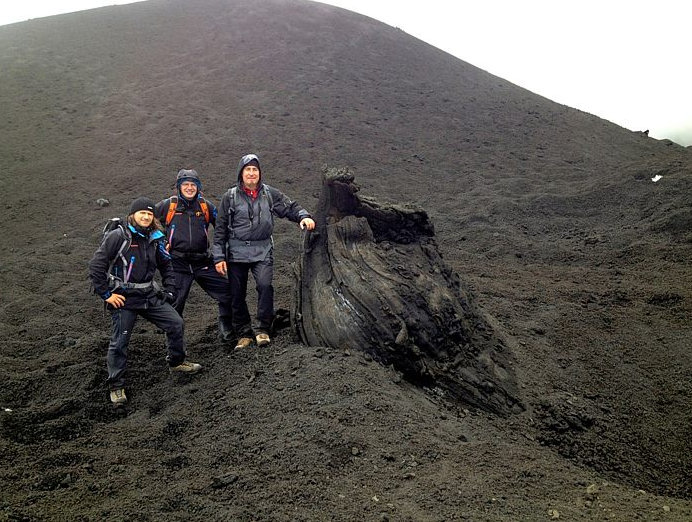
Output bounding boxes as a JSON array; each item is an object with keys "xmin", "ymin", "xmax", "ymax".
[
  {"xmin": 110, "ymin": 388, "xmax": 127, "ymax": 406},
  {"xmin": 234, "ymin": 337, "xmax": 253, "ymax": 350},
  {"xmin": 256, "ymin": 332, "xmax": 270, "ymax": 347},
  {"xmin": 219, "ymin": 330, "xmax": 235, "ymax": 343},
  {"xmin": 169, "ymin": 361, "xmax": 202, "ymax": 374},
  {"xmin": 218, "ymin": 318, "xmax": 235, "ymax": 343}
]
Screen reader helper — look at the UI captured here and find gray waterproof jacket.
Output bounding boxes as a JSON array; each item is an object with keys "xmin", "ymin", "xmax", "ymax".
[{"xmin": 212, "ymin": 157, "xmax": 311, "ymax": 263}]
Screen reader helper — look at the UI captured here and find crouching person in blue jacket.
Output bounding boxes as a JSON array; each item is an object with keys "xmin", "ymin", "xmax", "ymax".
[{"xmin": 89, "ymin": 196, "xmax": 202, "ymax": 406}]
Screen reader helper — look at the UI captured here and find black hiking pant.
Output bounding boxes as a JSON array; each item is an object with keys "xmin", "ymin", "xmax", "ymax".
[
  {"xmin": 228, "ymin": 255, "xmax": 273, "ymax": 337},
  {"xmin": 171, "ymin": 256, "xmax": 234, "ymax": 334},
  {"xmin": 107, "ymin": 303, "xmax": 185, "ymax": 390}
]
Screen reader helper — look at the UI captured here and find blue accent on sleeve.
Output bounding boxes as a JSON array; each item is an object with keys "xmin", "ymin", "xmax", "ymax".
[{"xmin": 158, "ymin": 241, "xmax": 172, "ymax": 259}]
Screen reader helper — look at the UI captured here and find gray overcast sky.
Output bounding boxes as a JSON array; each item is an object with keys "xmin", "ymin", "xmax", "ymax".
[{"xmin": 2, "ymin": 0, "xmax": 690, "ymax": 145}]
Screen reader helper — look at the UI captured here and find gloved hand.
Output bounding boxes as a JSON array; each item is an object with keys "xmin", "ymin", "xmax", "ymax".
[{"xmin": 160, "ymin": 290, "xmax": 176, "ymax": 305}]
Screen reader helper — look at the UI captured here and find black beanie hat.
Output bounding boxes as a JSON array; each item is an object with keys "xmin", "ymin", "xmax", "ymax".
[{"xmin": 129, "ymin": 196, "xmax": 156, "ymax": 215}]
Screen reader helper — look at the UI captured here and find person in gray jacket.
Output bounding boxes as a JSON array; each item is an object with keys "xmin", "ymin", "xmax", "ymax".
[{"xmin": 213, "ymin": 153, "xmax": 315, "ymax": 349}]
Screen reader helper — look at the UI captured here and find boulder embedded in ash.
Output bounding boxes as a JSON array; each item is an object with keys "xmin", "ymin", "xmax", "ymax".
[{"xmin": 292, "ymin": 168, "xmax": 523, "ymax": 415}]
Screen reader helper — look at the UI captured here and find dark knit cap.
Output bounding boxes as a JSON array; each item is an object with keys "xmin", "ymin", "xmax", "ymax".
[{"xmin": 129, "ymin": 196, "xmax": 156, "ymax": 215}]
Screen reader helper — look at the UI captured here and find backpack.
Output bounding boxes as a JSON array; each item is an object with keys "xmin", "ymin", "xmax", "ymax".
[
  {"xmin": 100, "ymin": 217, "xmax": 132, "ymax": 289},
  {"xmin": 164, "ymin": 196, "xmax": 210, "ymax": 226},
  {"xmin": 228, "ymin": 185, "xmax": 274, "ymax": 220}
]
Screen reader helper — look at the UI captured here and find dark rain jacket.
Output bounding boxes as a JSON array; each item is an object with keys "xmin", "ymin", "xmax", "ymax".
[
  {"xmin": 155, "ymin": 196, "xmax": 218, "ymax": 259},
  {"xmin": 212, "ymin": 158, "xmax": 311, "ymax": 264},
  {"xmin": 89, "ymin": 224, "xmax": 176, "ymax": 310}
]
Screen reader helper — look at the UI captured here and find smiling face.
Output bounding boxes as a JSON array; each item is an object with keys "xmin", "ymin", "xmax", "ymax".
[
  {"xmin": 179, "ymin": 180, "xmax": 198, "ymax": 200},
  {"xmin": 242, "ymin": 165, "xmax": 260, "ymax": 190},
  {"xmin": 133, "ymin": 210, "xmax": 154, "ymax": 228}
]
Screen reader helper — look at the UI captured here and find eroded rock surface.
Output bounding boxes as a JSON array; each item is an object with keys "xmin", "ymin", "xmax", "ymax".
[{"xmin": 292, "ymin": 169, "xmax": 523, "ymax": 414}]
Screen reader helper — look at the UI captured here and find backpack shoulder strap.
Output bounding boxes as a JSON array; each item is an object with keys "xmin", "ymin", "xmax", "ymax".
[
  {"xmin": 228, "ymin": 187, "xmax": 238, "ymax": 215},
  {"xmin": 224, "ymin": 187, "xmax": 239, "ymax": 238},
  {"xmin": 198, "ymin": 197, "xmax": 210, "ymax": 224},
  {"xmin": 165, "ymin": 196, "xmax": 179, "ymax": 226},
  {"xmin": 106, "ymin": 226, "xmax": 132, "ymax": 284},
  {"xmin": 262, "ymin": 185, "xmax": 274, "ymax": 211}
]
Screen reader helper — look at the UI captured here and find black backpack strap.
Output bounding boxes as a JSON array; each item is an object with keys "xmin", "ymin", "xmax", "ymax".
[
  {"xmin": 106, "ymin": 227, "xmax": 131, "ymax": 288},
  {"xmin": 262, "ymin": 184, "xmax": 275, "ymax": 212},
  {"xmin": 227, "ymin": 187, "xmax": 237, "ymax": 238},
  {"xmin": 229, "ymin": 187, "xmax": 237, "ymax": 215}
]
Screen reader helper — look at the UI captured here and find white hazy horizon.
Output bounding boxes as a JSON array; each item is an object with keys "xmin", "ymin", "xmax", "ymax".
[{"xmin": 1, "ymin": 0, "xmax": 690, "ymax": 146}]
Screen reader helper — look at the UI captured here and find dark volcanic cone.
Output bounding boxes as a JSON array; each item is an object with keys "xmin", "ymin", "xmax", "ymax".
[
  {"xmin": 293, "ymin": 168, "xmax": 523, "ymax": 415},
  {"xmin": 1, "ymin": 0, "xmax": 692, "ymax": 517}
]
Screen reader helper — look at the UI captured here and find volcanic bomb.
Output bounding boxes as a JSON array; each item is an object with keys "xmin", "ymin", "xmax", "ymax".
[{"xmin": 292, "ymin": 168, "xmax": 523, "ymax": 415}]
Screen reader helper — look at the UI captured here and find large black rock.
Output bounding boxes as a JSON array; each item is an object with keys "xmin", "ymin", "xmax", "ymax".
[{"xmin": 292, "ymin": 169, "xmax": 523, "ymax": 415}]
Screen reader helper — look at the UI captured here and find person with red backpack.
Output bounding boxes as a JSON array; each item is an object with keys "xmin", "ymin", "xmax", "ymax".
[
  {"xmin": 89, "ymin": 196, "xmax": 202, "ymax": 406},
  {"xmin": 156, "ymin": 169, "xmax": 234, "ymax": 342}
]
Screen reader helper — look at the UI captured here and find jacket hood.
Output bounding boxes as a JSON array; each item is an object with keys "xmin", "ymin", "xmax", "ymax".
[
  {"xmin": 236, "ymin": 154, "xmax": 262, "ymax": 185},
  {"xmin": 176, "ymin": 169, "xmax": 202, "ymax": 199}
]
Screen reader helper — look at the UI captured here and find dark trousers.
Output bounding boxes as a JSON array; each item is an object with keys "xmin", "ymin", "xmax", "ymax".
[
  {"xmin": 228, "ymin": 255, "xmax": 274, "ymax": 336},
  {"xmin": 107, "ymin": 303, "xmax": 185, "ymax": 389},
  {"xmin": 171, "ymin": 257, "xmax": 233, "ymax": 329}
]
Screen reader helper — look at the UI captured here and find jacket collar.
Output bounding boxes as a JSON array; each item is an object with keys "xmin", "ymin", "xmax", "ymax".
[{"xmin": 128, "ymin": 224, "xmax": 164, "ymax": 241}]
